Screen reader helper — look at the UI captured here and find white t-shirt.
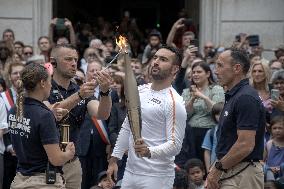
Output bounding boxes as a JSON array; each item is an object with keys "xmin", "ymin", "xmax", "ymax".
[{"xmin": 112, "ymin": 83, "xmax": 187, "ymax": 177}]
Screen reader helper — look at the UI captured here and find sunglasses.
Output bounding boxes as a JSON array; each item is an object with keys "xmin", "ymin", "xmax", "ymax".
[{"xmin": 24, "ymin": 52, "xmax": 33, "ymax": 55}]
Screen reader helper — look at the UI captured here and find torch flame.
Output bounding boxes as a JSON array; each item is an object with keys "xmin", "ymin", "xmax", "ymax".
[{"xmin": 116, "ymin": 35, "xmax": 128, "ymax": 53}]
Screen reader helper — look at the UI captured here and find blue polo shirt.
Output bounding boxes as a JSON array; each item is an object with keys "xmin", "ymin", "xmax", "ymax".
[
  {"xmin": 8, "ymin": 97, "xmax": 60, "ymax": 175},
  {"xmin": 216, "ymin": 79, "xmax": 266, "ymax": 161},
  {"xmin": 48, "ymin": 79, "xmax": 93, "ymax": 148}
]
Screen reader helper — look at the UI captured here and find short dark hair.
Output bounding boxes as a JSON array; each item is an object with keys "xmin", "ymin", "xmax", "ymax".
[
  {"xmin": 14, "ymin": 41, "xmax": 24, "ymax": 47},
  {"xmin": 50, "ymin": 43, "xmax": 77, "ymax": 59},
  {"xmin": 211, "ymin": 102, "xmax": 224, "ymax": 123},
  {"xmin": 2, "ymin": 29, "xmax": 15, "ymax": 39},
  {"xmin": 271, "ymin": 116, "xmax": 284, "ymax": 127},
  {"xmin": 185, "ymin": 158, "xmax": 205, "ymax": 173},
  {"xmin": 37, "ymin": 36, "xmax": 51, "ymax": 45},
  {"xmin": 159, "ymin": 45, "xmax": 183, "ymax": 66},
  {"xmin": 229, "ymin": 48, "xmax": 250, "ymax": 74}
]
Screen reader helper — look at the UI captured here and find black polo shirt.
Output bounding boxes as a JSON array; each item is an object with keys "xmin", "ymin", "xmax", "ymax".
[
  {"xmin": 48, "ymin": 79, "xmax": 93, "ymax": 147},
  {"xmin": 8, "ymin": 97, "xmax": 60, "ymax": 175},
  {"xmin": 216, "ymin": 79, "xmax": 266, "ymax": 161}
]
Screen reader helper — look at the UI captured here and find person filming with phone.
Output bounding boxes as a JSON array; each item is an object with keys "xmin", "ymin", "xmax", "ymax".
[{"xmin": 270, "ymin": 69, "xmax": 284, "ymax": 118}]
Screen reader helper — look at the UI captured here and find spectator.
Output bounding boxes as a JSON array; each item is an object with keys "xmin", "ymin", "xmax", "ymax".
[
  {"xmin": 2, "ymin": 29, "xmax": 15, "ymax": 42},
  {"xmin": 76, "ymin": 23, "xmax": 93, "ymax": 57},
  {"xmin": 78, "ymin": 61, "xmax": 110, "ymax": 189},
  {"xmin": 202, "ymin": 102, "xmax": 224, "ymax": 172},
  {"xmin": 167, "ymin": 18, "xmax": 194, "ymax": 51},
  {"xmin": 89, "ymin": 39, "xmax": 108, "ymax": 65},
  {"xmin": 249, "ymin": 53, "xmax": 261, "ymax": 66},
  {"xmin": 49, "ymin": 18, "xmax": 76, "ymax": 47},
  {"xmin": 13, "ymin": 41, "xmax": 24, "ymax": 59},
  {"xmin": 273, "ymin": 44, "xmax": 284, "ymax": 60},
  {"xmin": 251, "ymin": 44, "xmax": 269, "ymax": 65},
  {"xmin": 142, "ymin": 29, "xmax": 162, "ymax": 64},
  {"xmin": 38, "ymin": 36, "xmax": 52, "ymax": 62},
  {"xmin": 0, "ymin": 40, "xmax": 13, "ymax": 78},
  {"xmin": 203, "ymin": 41, "xmax": 215, "ymax": 60},
  {"xmin": 1, "ymin": 62, "xmax": 24, "ymax": 189},
  {"xmin": 270, "ymin": 69, "xmax": 284, "ymax": 117},
  {"xmin": 182, "ymin": 62, "xmax": 224, "ymax": 161},
  {"xmin": 0, "ymin": 78, "xmax": 6, "ymax": 92},
  {"xmin": 185, "ymin": 158, "xmax": 206, "ymax": 189},
  {"xmin": 249, "ymin": 62, "xmax": 272, "ymax": 112},
  {"xmin": 90, "ymin": 171, "xmax": 112, "ymax": 189},
  {"xmin": 22, "ymin": 45, "xmax": 34, "ymax": 62},
  {"xmin": 269, "ymin": 59, "xmax": 283, "ymax": 76},
  {"xmin": 263, "ymin": 116, "xmax": 284, "ymax": 182}
]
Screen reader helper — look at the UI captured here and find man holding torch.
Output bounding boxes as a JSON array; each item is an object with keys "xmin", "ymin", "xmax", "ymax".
[{"xmin": 107, "ymin": 45, "xmax": 187, "ymax": 189}]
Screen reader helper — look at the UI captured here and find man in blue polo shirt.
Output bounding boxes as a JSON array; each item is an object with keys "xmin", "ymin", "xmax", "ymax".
[
  {"xmin": 45, "ymin": 44, "xmax": 112, "ymax": 189},
  {"xmin": 205, "ymin": 49, "xmax": 265, "ymax": 189}
]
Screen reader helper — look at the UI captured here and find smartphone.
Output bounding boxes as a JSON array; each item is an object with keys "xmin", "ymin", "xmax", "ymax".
[
  {"xmin": 182, "ymin": 18, "xmax": 193, "ymax": 27},
  {"xmin": 271, "ymin": 89, "xmax": 280, "ymax": 100},
  {"xmin": 247, "ymin": 35, "xmax": 259, "ymax": 47}
]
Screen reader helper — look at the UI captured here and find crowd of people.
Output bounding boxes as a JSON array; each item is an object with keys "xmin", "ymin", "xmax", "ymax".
[{"xmin": 0, "ymin": 11, "xmax": 284, "ymax": 189}]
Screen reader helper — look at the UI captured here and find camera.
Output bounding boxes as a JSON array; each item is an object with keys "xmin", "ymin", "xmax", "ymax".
[
  {"xmin": 247, "ymin": 35, "xmax": 259, "ymax": 47},
  {"xmin": 54, "ymin": 18, "xmax": 69, "ymax": 40},
  {"xmin": 235, "ymin": 33, "xmax": 259, "ymax": 46},
  {"xmin": 46, "ymin": 162, "xmax": 56, "ymax": 184}
]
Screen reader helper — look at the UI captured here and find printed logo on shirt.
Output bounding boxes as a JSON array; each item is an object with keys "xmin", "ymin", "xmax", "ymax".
[
  {"xmin": 150, "ymin": 98, "xmax": 161, "ymax": 104},
  {"xmin": 224, "ymin": 111, "xmax": 229, "ymax": 117},
  {"xmin": 8, "ymin": 114, "xmax": 31, "ymax": 139}
]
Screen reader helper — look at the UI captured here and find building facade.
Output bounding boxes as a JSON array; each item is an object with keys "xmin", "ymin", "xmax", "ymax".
[{"xmin": 0, "ymin": 0, "xmax": 283, "ymax": 59}]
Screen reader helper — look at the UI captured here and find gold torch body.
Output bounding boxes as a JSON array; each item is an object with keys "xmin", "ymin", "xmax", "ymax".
[{"xmin": 123, "ymin": 54, "xmax": 142, "ymax": 142}]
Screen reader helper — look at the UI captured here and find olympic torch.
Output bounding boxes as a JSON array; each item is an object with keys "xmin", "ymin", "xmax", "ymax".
[{"xmin": 116, "ymin": 36, "xmax": 142, "ymax": 142}]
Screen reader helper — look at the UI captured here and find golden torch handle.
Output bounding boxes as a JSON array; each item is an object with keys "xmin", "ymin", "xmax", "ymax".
[{"xmin": 123, "ymin": 53, "xmax": 142, "ymax": 142}]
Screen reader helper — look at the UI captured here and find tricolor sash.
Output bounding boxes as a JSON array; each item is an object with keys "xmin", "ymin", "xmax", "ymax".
[
  {"xmin": 0, "ymin": 89, "xmax": 14, "ymax": 111},
  {"xmin": 91, "ymin": 116, "xmax": 110, "ymax": 145}
]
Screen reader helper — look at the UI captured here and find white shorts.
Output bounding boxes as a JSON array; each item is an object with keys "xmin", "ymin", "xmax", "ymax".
[{"xmin": 121, "ymin": 170, "xmax": 174, "ymax": 189}]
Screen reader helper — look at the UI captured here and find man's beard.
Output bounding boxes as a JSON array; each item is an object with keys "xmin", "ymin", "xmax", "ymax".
[{"xmin": 151, "ymin": 67, "xmax": 171, "ymax": 81}]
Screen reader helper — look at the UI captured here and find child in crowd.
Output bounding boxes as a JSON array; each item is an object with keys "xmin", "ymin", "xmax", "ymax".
[
  {"xmin": 90, "ymin": 171, "xmax": 112, "ymax": 189},
  {"xmin": 201, "ymin": 102, "xmax": 224, "ymax": 172},
  {"xmin": 264, "ymin": 116, "xmax": 284, "ymax": 182},
  {"xmin": 185, "ymin": 158, "xmax": 206, "ymax": 189}
]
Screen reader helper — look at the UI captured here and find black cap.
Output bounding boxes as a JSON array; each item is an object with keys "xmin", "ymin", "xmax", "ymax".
[{"xmin": 149, "ymin": 29, "xmax": 162, "ymax": 40}]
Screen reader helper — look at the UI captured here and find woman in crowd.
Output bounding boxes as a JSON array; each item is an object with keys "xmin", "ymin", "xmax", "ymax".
[
  {"xmin": 249, "ymin": 62, "xmax": 272, "ymax": 112},
  {"xmin": 270, "ymin": 69, "xmax": 284, "ymax": 118},
  {"xmin": 182, "ymin": 61, "xmax": 224, "ymax": 161},
  {"xmin": 9, "ymin": 63, "xmax": 75, "ymax": 188}
]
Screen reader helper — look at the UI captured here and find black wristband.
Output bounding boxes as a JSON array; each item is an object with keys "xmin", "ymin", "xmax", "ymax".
[
  {"xmin": 77, "ymin": 91, "xmax": 84, "ymax": 100},
  {"xmin": 100, "ymin": 89, "xmax": 110, "ymax": 97}
]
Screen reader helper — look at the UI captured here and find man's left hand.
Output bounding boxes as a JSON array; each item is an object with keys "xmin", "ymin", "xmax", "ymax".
[
  {"xmin": 205, "ymin": 167, "xmax": 222, "ymax": 189},
  {"xmin": 134, "ymin": 138, "xmax": 151, "ymax": 158}
]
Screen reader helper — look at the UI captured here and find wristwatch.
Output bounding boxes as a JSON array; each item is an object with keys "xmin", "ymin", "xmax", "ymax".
[
  {"xmin": 214, "ymin": 161, "xmax": 228, "ymax": 173},
  {"xmin": 99, "ymin": 89, "xmax": 111, "ymax": 97}
]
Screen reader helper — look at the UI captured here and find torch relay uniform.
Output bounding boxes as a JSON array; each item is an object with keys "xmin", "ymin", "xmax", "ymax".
[
  {"xmin": 112, "ymin": 83, "xmax": 187, "ymax": 189},
  {"xmin": 8, "ymin": 97, "xmax": 65, "ymax": 189}
]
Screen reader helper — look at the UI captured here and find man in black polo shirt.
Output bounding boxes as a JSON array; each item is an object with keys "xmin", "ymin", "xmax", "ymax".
[
  {"xmin": 205, "ymin": 49, "xmax": 265, "ymax": 189},
  {"xmin": 44, "ymin": 44, "xmax": 112, "ymax": 189}
]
